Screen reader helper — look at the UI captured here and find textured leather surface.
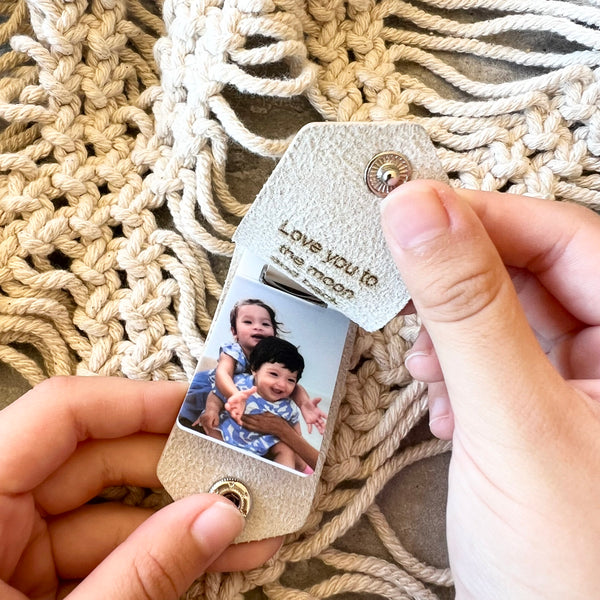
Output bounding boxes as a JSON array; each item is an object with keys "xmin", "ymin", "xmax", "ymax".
[
  {"xmin": 158, "ymin": 122, "xmax": 444, "ymax": 541},
  {"xmin": 158, "ymin": 251, "xmax": 357, "ymax": 542},
  {"xmin": 234, "ymin": 122, "xmax": 448, "ymax": 331}
]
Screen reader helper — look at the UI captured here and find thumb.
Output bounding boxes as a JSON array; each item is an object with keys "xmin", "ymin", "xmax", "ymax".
[
  {"xmin": 69, "ymin": 495, "xmax": 244, "ymax": 599},
  {"xmin": 381, "ymin": 180, "xmax": 565, "ymax": 443}
]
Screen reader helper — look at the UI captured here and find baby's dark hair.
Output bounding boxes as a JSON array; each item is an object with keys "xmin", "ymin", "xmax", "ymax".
[
  {"xmin": 230, "ymin": 298, "xmax": 281, "ymax": 336},
  {"xmin": 249, "ymin": 337, "xmax": 304, "ymax": 381}
]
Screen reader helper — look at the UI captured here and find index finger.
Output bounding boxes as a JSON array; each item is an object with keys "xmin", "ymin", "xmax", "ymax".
[
  {"xmin": 462, "ymin": 189, "xmax": 600, "ymax": 325},
  {"xmin": 0, "ymin": 376, "xmax": 187, "ymax": 494}
]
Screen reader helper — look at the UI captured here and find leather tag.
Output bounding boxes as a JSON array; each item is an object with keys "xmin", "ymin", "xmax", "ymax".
[
  {"xmin": 158, "ymin": 122, "xmax": 445, "ymax": 542},
  {"xmin": 158, "ymin": 250, "xmax": 355, "ymax": 542},
  {"xmin": 234, "ymin": 122, "xmax": 448, "ymax": 331}
]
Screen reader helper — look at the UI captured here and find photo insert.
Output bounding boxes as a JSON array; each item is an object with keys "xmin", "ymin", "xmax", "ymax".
[{"xmin": 177, "ymin": 257, "xmax": 349, "ymax": 476}]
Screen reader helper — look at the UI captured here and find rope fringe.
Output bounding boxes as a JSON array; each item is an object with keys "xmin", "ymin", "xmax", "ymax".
[{"xmin": 1, "ymin": 0, "xmax": 599, "ymax": 596}]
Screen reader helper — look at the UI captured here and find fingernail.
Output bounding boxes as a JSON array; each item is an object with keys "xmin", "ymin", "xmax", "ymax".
[
  {"xmin": 404, "ymin": 351, "xmax": 429, "ymax": 377},
  {"xmin": 381, "ymin": 182, "xmax": 450, "ymax": 249},
  {"xmin": 428, "ymin": 395, "xmax": 448, "ymax": 424},
  {"xmin": 428, "ymin": 414, "xmax": 449, "ymax": 429},
  {"xmin": 191, "ymin": 498, "xmax": 245, "ymax": 550}
]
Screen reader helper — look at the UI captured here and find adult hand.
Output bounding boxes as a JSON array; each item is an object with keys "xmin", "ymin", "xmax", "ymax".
[
  {"xmin": 242, "ymin": 413, "xmax": 318, "ymax": 470},
  {"xmin": 195, "ymin": 409, "xmax": 219, "ymax": 432},
  {"xmin": 381, "ymin": 180, "xmax": 600, "ymax": 599},
  {"xmin": 242, "ymin": 412, "xmax": 289, "ymax": 438},
  {"xmin": 0, "ymin": 377, "xmax": 281, "ymax": 599}
]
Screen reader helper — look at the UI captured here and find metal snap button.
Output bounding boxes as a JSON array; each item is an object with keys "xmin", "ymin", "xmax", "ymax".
[
  {"xmin": 209, "ymin": 477, "xmax": 251, "ymax": 517},
  {"xmin": 364, "ymin": 151, "xmax": 412, "ymax": 197}
]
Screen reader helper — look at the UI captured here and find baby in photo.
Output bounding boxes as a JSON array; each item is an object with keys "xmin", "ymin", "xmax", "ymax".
[
  {"xmin": 213, "ymin": 336, "xmax": 308, "ymax": 471},
  {"xmin": 178, "ymin": 298, "xmax": 325, "ymax": 471}
]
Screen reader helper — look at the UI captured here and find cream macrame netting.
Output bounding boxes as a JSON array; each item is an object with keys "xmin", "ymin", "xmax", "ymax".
[{"xmin": 2, "ymin": 0, "xmax": 600, "ymax": 597}]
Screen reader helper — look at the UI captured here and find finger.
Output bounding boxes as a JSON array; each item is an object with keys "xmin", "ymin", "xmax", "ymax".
[
  {"xmin": 381, "ymin": 180, "xmax": 569, "ymax": 443},
  {"xmin": 569, "ymin": 379, "xmax": 600, "ymax": 405},
  {"xmin": 307, "ymin": 423, "xmax": 313, "ymax": 434},
  {"xmin": 45, "ymin": 501, "xmax": 279, "ymax": 579},
  {"xmin": 209, "ymin": 535, "xmax": 283, "ymax": 571},
  {"xmin": 509, "ymin": 267, "xmax": 583, "ymax": 376},
  {"xmin": 404, "ymin": 271, "xmax": 584, "ymax": 382},
  {"xmin": 240, "ymin": 414, "xmax": 271, "ymax": 434},
  {"xmin": 566, "ymin": 326, "xmax": 600, "ymax": 380},
  {"xmin": 66, "ymin": 496, "xmax": 246, "ymax": 599},
  {"xmin": 404, "ymin": 327, "xmax": 444, "ymax": 382},
  {"xmin": 509, "ymin": 267, "xmax": 581, "ymax": 341},
  {"xmin": 0, "ymin": 377, "xmax": 188, "ymax": 494},
  {"xmin": 12, "ymin": 504, "xmax": 153, "ymax": 585},
  {"xmin": 34, "ymin": 434, "xmax": 166, "ymax": 515},
  {"xmin": 0, "ymin": 581, "xmax": 26, "ymax": 599},
  {"xmin": 461, "ymin": 188, "xmax": 600, "ymax": 325},
  {"xmin": 0, "ymin": 494, "xmax": 38, "ymax": 585},
  {"xmin": 427, "ymin": 381, "xmax": 453, "ymax": 441},
  {"xmin": 226, "ymin": 406, "xmax": 243, "ymax": 426},
  {"xmin": 240, "ymin": 415, "xmax": 255, "ymax": 430}
]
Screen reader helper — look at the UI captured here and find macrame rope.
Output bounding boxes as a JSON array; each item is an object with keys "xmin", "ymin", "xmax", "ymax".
[{"xmin": 2, "ymin": 0, "xmax": 600, "ymax": 596}]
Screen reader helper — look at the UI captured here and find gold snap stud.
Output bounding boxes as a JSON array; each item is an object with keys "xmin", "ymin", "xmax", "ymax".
[
  {"xmin": 209, "ymin": 477, "xmax": 251, "ymax": 517},
  {"xmin": 364, "ymin": 151, "xmax": 412, "ymax": 197}
]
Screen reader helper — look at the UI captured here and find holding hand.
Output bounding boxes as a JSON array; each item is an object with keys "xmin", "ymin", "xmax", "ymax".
[
  {"xmin": 193, "ymin": 392, "xmax": 225, "ymax": 434},
  {"xmin": 242, "ymin": 413, "xmax": 319, "ymax": 470},
  {"xmin": 194, "ymin": 409, "xmax": 220, "ymax": 433},
  {"xmin": 382, "ymin": 181, "xmax": 600, "ymax": 599},
  {"xmin": 0, "ymin": 377, "xmax": 280, "ymax": 599}
]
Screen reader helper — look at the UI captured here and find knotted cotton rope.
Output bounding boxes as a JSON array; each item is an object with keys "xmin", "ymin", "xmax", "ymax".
[{"xmin": 2, "ymin": 0, "xmax": 600, "ymax": 596}]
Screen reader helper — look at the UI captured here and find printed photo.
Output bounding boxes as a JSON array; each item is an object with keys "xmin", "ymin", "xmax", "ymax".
[{"xmin": 177, "ymin": 254, "xmax": 349, "ymax": 476}]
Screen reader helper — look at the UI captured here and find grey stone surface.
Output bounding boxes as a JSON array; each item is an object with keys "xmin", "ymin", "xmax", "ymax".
[{"xmin": 0, "ymin": 369, "xmax": 31, "ymax": 410}]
